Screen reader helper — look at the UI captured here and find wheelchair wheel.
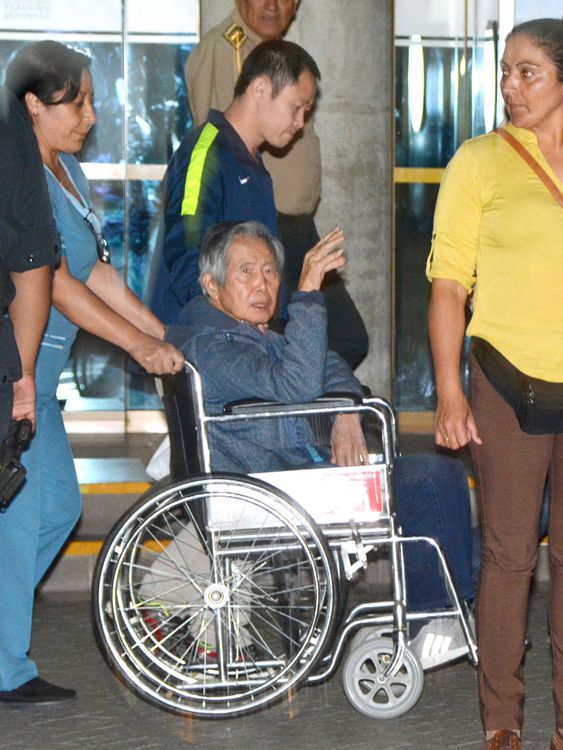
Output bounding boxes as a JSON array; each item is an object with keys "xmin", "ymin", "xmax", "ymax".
[
  {"xmin": 93, "ymin": 474, "xmax": 337, "ymax": 717},
  {"xmin": 342, "ymin": 637, "xmax": 424, "ymax": 719}
]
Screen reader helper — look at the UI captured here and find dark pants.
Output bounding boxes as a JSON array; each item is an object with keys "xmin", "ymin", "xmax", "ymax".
[
  {"xmin": 469, "ymin": 355, "xmax": 563, "ymax": 731},
  {"xmin": 277, "ymin": 212, "xmax": 369, "ymax": 370},
  {"xmin": 308, "ymin": 452, "xmax": 474, "ymax": 611},
  {"xmin": 394, "ymin": 454, "xmax": 474, "ymax": 611}
]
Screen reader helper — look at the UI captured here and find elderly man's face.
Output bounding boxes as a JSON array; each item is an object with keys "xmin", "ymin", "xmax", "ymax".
[
  {"xmin": 236, "ymin": 0, "xmax": 299, "ymax": 40},
  {"xmin": 205, "ymin": 236, "xmax": 280, "ymax": 325}
]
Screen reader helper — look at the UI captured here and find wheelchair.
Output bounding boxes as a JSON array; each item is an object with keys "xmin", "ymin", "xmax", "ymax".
[{"xmin": 92, "ymin": 360, "xmax": 477, "ymax": 719}]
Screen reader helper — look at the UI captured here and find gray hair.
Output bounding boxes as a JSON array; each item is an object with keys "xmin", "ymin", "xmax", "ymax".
[{"xmin": 198, "ymin": 221, "xmax": 285, "ymax": 298}]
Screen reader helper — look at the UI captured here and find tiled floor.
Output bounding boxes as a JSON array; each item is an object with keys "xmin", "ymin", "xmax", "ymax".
[
  {"xmin": 1, "ymin": 431, "xmax": 555, "ymax": 748},
  {"xmin": 0, "ymin": 587, "xmax": 554, "ymax": 750}
]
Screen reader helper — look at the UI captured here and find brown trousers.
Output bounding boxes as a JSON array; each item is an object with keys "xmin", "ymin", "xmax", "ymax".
[{"xmin": 469, "ymin": 355, "xmax": 563, "ymax": 731}]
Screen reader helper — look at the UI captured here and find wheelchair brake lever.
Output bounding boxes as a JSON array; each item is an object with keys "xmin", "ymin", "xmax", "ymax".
[{"xmin": 340, "ymin": 521, "xmax": 374, "ymax": 580}]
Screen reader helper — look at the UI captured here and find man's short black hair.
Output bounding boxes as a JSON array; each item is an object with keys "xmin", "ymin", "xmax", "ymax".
[{"xmin": 234, "ymin": 39, "xmax": 321, "ymax": 98}]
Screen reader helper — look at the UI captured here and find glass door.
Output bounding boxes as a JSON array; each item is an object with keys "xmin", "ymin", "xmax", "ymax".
[
  {"xmin": 0, "ymin": 0, "xmax": 199, "ymax": 419},
  {"xmin": 393, "ymin": 0, "xmax": 501, "ymax": 412}
]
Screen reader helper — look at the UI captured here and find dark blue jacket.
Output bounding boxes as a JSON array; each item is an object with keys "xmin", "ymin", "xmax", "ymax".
[
  {"xmin": 167, "ymin": 293, "xmax": 363, "ymax": 473},
  {"xmin": 0, "ymin": 87, "xmax": 59, "ymax": 382},
  {"xmin": 148, "ymin": 110, "xmax": 277, "ymax": 324}
]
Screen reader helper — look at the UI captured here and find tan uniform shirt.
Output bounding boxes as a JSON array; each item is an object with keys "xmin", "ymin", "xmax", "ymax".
[{"xmin": 185, "ymin": 9, "xmax": 321, "ymax": 215}]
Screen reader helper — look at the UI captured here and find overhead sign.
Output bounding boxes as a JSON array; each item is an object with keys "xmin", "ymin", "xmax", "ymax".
[
  {"xmin": 395, "ymin": 0, "xmax": 499, "ymax": 38},
  {"xmin": 1, "ymin": 0, "xmax": 198, "ymax": 34}
]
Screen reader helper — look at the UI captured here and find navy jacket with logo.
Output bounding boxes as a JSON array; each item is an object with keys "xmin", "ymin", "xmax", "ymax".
[{"xmin": 148, "ymin": 109, "xmax": 277, "ymax": 324}]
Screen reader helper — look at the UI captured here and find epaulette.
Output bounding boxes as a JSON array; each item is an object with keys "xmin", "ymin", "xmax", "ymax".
[{"xmin": 223, "ymin": 24, "xmax": 247, "ymax": 73}]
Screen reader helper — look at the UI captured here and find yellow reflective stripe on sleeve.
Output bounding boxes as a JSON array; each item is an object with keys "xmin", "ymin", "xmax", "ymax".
[{"xmin": 181, "ymin": 123, "xmax": 219, "ymax": 216}]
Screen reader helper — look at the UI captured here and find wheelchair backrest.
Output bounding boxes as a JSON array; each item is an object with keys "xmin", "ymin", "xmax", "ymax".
[{"xmin": 160, "ymin": 362, "xmax": 212, "ymax": 480}]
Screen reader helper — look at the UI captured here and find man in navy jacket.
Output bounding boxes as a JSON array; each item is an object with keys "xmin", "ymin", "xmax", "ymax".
[{"xmin": 148, "ymin": 40, "xmax": 319, "ymax": 324}]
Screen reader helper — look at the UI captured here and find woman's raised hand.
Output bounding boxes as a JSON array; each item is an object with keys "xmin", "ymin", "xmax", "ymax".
[{"xmin": 298, "ymin": 227, "xmax": 346, "ymax": 293}]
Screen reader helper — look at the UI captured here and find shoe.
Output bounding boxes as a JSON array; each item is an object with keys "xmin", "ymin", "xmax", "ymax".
[
  {"xmin": 141, "ymin": 606, "xmax": 217, "ymax": 660},
  {"xmin": 551, "ymin": 731, "xmax": 563, "ymax": 750},
  {"xmin": 409, "ymin": 615, "xmax": 472, "ymax": 669},
  {"xmin": 481, "ymin": 730, "xmax": 521, "ymax": 750},
  {"xmin": 236, "ymin": 642, "xmax": 271, "ymax": 663},
  {"xmin": 0, "ymin": 677, "xmax": 76, "ymax": 706}
]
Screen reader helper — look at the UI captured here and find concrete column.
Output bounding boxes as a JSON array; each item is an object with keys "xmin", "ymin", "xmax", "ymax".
[{"xmin": 199, "ymin": 1, "xmax": 393, "ymax": 396}]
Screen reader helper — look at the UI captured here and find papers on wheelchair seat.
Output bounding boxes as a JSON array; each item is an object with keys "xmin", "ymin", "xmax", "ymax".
[{"xmin": 208, "ymin": 460, "xmax": 388, "ymax": 531}]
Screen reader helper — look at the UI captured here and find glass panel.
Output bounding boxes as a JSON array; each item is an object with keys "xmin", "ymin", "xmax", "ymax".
[
  {"xmin": 60, "ymin": 40, "xmax": 127, "ymax": 412},
  {"xmin": 124, "ymin": 39, "xmax": 195, "ymax": 411},
  {"xmin": 394, "ymin": 183, "xmax": 438, "ymax": 410},
  {"xmin": 396, "ymin": 45, "xmax": 467, "ymax": 168},
  {"xmin": 126, "ymin": 178, "xmax": 164, "ymax": 411},
  {"xmin": 394, "ymin": 0, "xmax": 501, "ymax": 411},
  {"xmin": 127, "ymin": 42, "xmax": 193, "ymax": 165},
  {"xmin": 82, "ymin": 43, "xmax": 125, "ymax": 164}
]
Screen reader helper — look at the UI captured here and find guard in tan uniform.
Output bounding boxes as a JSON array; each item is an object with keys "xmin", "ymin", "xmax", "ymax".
[{"xmin": 185, "ymin": 1, "xmax": 368, "ymax": 368}]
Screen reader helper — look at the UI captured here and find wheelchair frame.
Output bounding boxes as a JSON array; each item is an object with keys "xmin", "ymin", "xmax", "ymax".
[{"xmin": 92, "ymin": 360, "xmax": 477, "ymax": 719}]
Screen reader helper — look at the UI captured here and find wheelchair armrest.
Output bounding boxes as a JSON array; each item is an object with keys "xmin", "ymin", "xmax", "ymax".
[
  {"xmin": 222, "ymin": 392, "xmax": 362, "ymax": 416},
  {"xmin": 316, "ymin": 392, "xmax": 363, "ymax": 405}
]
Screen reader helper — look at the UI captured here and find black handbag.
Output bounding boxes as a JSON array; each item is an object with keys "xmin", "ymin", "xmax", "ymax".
[{"xmin": 472, "ymin": 337, "xmax": 563, "ymax": 435}]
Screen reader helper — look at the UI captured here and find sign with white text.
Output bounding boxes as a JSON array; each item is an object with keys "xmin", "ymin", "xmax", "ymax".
[{"xmin": 1, "ymin": 0, "xmax": 198, "ymax": 35}]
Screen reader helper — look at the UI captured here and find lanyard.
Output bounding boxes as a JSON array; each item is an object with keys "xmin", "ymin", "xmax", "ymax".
[{"xmin": 45, "ymin": 160, "xmax": 111, "ymax": 263}]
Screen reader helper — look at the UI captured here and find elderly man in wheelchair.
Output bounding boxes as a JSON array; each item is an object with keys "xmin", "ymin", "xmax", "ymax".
[{"xmin": 93, "ymin": 220, "xmax": 476, "ymax": 719}]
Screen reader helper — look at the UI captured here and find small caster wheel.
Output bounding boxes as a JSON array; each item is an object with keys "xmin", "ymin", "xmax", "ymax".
[
  {"xmin": 349, "ymin": 626, "xmax": 392, "ymax": 652},
  {"xmin": 342, "ymin": 637, "xmax": 424, "ymax": 719}
]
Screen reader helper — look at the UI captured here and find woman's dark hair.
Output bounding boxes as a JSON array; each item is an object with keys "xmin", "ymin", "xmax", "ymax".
[
  {"xmin": 507, "ymin": 18, "xmax": 563, "ymax": 81},
  {"xmin": 4, "ymin": 40, "xmax": 91, "ymax": 105},
  {"xmin": 234, "ymin": 39, "xmax": 320, "ymax": 99}
]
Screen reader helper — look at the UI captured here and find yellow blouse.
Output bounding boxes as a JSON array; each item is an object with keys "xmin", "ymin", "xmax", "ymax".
[{"xmin": 427, "ymin": 123, "xmax": 563, "ymax": 382}]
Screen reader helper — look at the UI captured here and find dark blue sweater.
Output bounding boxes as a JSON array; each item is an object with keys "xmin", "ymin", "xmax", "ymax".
[
  {"xmin": 149, "ymin": 110, "xmax": 277, "ymax": 324},
  {"xmin": 167, "ymin": 293, "xmax": 363, "ymax": 473}
]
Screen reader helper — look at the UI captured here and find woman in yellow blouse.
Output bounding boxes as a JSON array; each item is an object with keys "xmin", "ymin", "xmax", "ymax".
[{"xmin": 427, "ymin": 18, "xmax": 563, "ymax": 750}]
